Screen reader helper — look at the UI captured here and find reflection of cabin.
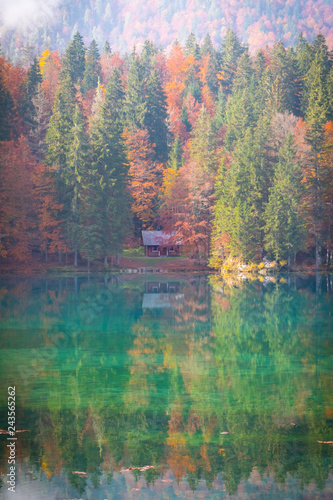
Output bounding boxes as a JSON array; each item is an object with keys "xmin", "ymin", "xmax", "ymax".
[
  {"xmin": 142, "ymin": 231, "xmax": 181, "ymax": 257},
  {"xmin": 145, "ymin": 282, "xmax": 180, "ymax": 293},
  {"xmin": 142, "ymin": 281, "xmax": 183, "ymax": 309}
]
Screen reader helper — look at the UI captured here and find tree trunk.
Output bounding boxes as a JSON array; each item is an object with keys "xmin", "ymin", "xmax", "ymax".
[
  {"xmin": 315, "ymin": 239, "xmax": 320, "ymax": 272},
  {"xmin": 116, "ymin": 251, "xmax": 119, "ymax": 266},
  {"xmin": 65, "ymin": 251, "xmax": 68, "ymax": 264},
  {"xmin": 45, "ymin": 243, "xmax": 48, "ymax": 263},
  {"xmin": 59, "ymin": 251, "xmax": 62, "ymax": 264},
  {"xmin": 88, "ymin": 260, "xmax": 90, "ymax": 272},
  {"xmin": 74, "ymin": 245, "xmax": 78, "ymax": 267},
  {"xmin": 287, "ymin": 255, "xmax": 291, "ymax": 272},
  {"xmin": 104, "ymin": 255, "xmax": 108, "ymax": 266}
]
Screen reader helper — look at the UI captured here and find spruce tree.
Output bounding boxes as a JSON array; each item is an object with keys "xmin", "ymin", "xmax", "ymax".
[
  {"xmin": 264, "ymin": 134, "xmax": 305, "ymax": 266},
  {"xmin": 62, "ymin": 32, "xmax": 86, "ymax": 85},
  {"xmin": 168, "ymin": 135, "xmax": 183, "ymax": 170},
  {"xmin": 185, "ymin": 32, "xmax": 200, "ymax": 59},
  {"xmin": 22, "ymin": 58, "xmax": 42, "ymax": 130},
  {"xmin": 144, "ymin": 68, "xmax": 168, "ymax": 162},
  {"xmin": 67, "ymin": 104, "xmax": 91, "ymax": 266},
  {"xmin": 124, "ymin": 51, "xmax": 146, "ymax": 129},
  {"xmin": 82, "ymin": 40, "xmax": 101, "ymax": 94},
  {"xmin": 220, "ymin": 29, "xmax": 245, "ymax": 94},
  {"xmin": 89, "ymin": 68, "xmax": 129, "ymax": 262}
]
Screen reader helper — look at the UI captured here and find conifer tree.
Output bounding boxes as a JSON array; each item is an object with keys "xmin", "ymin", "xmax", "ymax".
[
  {"xmin": 82, "ymin": 40, "xmax": 101, "ymax": 94},
  {"xmin": 67, "ymin": 104, "xmax": 91, "ymax": 266},
  {"xmin": 124, "ymin": 51, "xmax": 146, "ymax": 129},
  {"xmin": 102, "ymin": 40, "xmax": 111, "ymax": 55},
  {"xmin": 46, "ymin": 71, "xmax": 76, "ymax": 173},
  {"xmin": 144, "ymin": 68, "xmax": 168, "ymax": 162},
  {"xmin": 62, "ymin": 32, "xmax": 86, "ymax": 85},
  {"xmin": 168, "ymin": 135, "xmax": 183, "ymax": 171},
  {"xmin": 89, "ymin": 69, "xmax": 129, "ymax": 262},
  {"xmin": 22, "ymin": 57, "xmax": 42, "ymax": 130},
  {"xmin": 219, "ymin": 29, "xmax": 245, "ymax": 94},
  {"xmin": 264, "ymin": 134, "xmax": 305, "ymax": 266},
  {"xmin": 185, "ymin": 32, "xmax": 200, "ymax": 59}
]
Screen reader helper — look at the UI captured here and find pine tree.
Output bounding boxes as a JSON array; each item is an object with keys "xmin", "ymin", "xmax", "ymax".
[
  {"xmin": 185, "ymin": 32, "xmax": 200, "ymax": 59},
  {"xmin": 264, "ymin": 134, "xmax": 305, "ymax": 266},
  {"xmin": 143, "ymin": 67, "xmax": 168, "ymax": 162},
  {"xmin": 219, "ymin": 29, "xmax": 245, "ymax": 94},
  {"xmin": 45, "ymin": 71, "xmax": 77, "ymax": 260},
  {"xmin": 268, "ymin": 41, "xmax": 301, "ymax": 116},
  {"xmin": 89, "ymin": 68, "xmax": 129, "ymax": 261},
  {"xmin": 82, "ymin": 40, "xmax": 101, "ymax": 94},
  {"xmin": 67, "ymin": 104, "xmax": 91, "ymax": 266},
  {"xmin": 124, "ymin": 51, "xmax": 146, "ymax": 129},
  {"xmin": 62, "ymin": 32, "xmax": 86, "ymax": 85},
  {"xmin": 22, "ymin": 57, "xmax": 42, "ymax": 130},
  {"xmin": 102, "ymin": 41, "xmax": 111, "ymax": 55},
  {"xmin": 168, "ymin": 135, "xmax": 183, "ymax": 171},
  {"xmin": 200, "ymin": 34, "xmax": 214, "ymax": 58},
  {"xmin": 46, "ymin": 71, "xmax": 76, "ymax": 173}
]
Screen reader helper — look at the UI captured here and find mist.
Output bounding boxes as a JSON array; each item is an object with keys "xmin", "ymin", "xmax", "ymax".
[{"xmin": 0, "ymin": 0, "xmax": 63, "ymax": 28}]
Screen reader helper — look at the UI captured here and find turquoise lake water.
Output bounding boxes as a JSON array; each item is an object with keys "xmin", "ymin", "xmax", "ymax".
[{"xmin": 0, "ymin": 274, "xmax": 332, "ymax": 499}]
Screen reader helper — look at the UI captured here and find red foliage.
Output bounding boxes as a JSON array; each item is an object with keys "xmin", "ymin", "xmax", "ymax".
[
  {"xmin": 0, "ymin": 137, "xmax": 36, "ymax": 261},
  {"xmin": 125, "ymin": 128, "xmax": 164, "ymax": 229}
]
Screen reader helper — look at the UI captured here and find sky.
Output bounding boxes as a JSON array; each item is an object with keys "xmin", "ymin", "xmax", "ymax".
[{"xmin": 0, "ymin": 0, "xmax": 62, "ymax": 28}]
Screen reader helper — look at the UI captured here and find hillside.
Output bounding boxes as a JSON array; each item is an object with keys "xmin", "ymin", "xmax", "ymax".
[{"xmin": 1, "ymin": 0, "xmax": 333, "ymax": 62}]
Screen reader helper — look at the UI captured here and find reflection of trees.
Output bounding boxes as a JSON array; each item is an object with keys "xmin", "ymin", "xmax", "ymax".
[
  {"xmin": 0, "ymin": 277, "xmax": 332, "ymax": 497},
  {"xmin": 210, "ymin": 279, "xmax": 333, "ymax": 493}
]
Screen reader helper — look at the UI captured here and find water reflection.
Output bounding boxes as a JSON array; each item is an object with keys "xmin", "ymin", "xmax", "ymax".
[{"xmin": 0, "ymin": 274, "xmax": 332, "ymax": 499}]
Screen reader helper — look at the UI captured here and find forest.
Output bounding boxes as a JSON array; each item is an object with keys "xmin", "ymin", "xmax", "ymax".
[
  {"xmin": 0, "ymin": 29, "xmax": 333, "ymax": 271},
  {"xmin": 1, "ymin": 0, "xmax": 333, "ymax": 62}
]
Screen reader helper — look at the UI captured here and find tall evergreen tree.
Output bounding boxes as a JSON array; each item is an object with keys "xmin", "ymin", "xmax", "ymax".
[
  {"xmin": 45, "ymin": 71, "xmax": 77, "ymax": 259},
  {"xmin": 67, "ymin": 104, "xmax": 91, "ymax": 266},
  {"xmin": 219, "ymin": 29, "xmax": 245, "ymax": 94},
  {"xmin": 89, "ymin": 68, "xmax": 129, "ymax": 262},
  {"xmin": 82, "ymin": 40, "xmax": 101, "ymax": 94},
  {"xmin": 144, "ymin": 68, "xmax": 168, "ymax": 162},
  {"xmin": 22, "ymin": 58, "xmax": 42, "ymax": 130},
  {"xmin": 46, "ymin": 71, "xmax": 76, "ymax": 173},
  {"xmin": 185, "ymin": 32, "xmax": 200, "ymax": 59},
  {"xmin": 124, "ymin": 51, "xmax": 146, "ymax": 129},
  {"xmin": 62, "ymin": 32, "xmax": 86, "ymax": 85},
  {"xmin": 168, "ymin": 135, "xmax": 183, "ymax": 171},
  {"xmin": 264, "ymin": 134, "xmax": 305, "ymax": 266}
]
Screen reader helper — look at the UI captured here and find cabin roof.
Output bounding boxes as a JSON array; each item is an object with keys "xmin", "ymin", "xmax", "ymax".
[{"xmin": 141, "ymin": 230, "xmax": 181, "ymax": 246}]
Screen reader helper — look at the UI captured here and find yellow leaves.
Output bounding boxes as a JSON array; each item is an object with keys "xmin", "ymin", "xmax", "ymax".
[
  {"xmin": 167, "ymin": 432, "xmax": 186, "ymax": 447},
  {"xmin": 39, "ymin": 49, "xmax": 51, "ymax": 74}
]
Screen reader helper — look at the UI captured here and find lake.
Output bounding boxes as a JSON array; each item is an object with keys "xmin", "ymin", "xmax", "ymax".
[{"xmin": 0, "ymin": 274, "xmax": 332, "ymax": 499}]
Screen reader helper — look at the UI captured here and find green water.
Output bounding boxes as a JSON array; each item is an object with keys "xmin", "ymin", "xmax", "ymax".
[{"xmin": 0, "ymin": 274, "xmax": 332, "ymax": 499}]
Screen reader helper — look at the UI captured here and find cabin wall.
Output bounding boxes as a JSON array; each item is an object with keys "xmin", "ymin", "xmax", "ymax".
[{"xmin": 144, "ymin": 245, "xmax": 180, "ymax": 256}]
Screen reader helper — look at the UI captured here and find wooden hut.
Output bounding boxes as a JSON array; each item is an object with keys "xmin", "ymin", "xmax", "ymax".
[{"xmin": 141, "ymin": 231, "xmax": 181, "ymax": 257}]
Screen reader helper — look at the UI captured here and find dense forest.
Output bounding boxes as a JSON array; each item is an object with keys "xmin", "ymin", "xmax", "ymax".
[
  {"xmin": 0, "ymin": 29, "xmax": 333, "ymax": 270},
  {"xmin": 1, "ymin": 0, "xmax": 333, "ymax": 63}
]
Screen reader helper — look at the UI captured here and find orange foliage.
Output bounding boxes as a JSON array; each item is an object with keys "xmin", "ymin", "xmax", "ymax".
[
  {"xmin": 125, "ymin": 128, "xmax": 164, "ymax": 228},
  {"xmin": 164, "ymin": 44, "xmax": 194, "ymax": 141},
  {"xmin": 40, "ymin": 50, "xmax": 61, "ymax": 104},
  {"xmin": 32, "ymin": 163, "xmax": 68, "ymax": 254},
  {"xmin": 0, "ymin": 137, "xmax": 36, "ymax": 261},
  {"xmin": 100, "ymin": 52, "xmax": 126, "ymax": 84}
]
